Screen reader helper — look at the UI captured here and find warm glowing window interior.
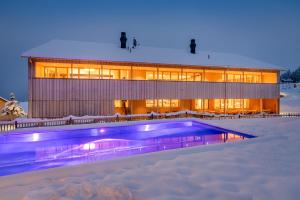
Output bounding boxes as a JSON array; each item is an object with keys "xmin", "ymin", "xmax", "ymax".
[
  {"xmin": 262, "ymin": 72, "xmax": 277, "ymax": 83},
  {"xmin": 244, "ymin": 72, "xmax": 261, "ymax": 83},
  {"xmin": 34, "ymin": 62, "xmax": 277, "ymax": 83},
  {"xmin": 146, "ymin": 99, "xmax": 179, "ymax": 108},
  {"xmin": 214, "ymin": 99, "xmax": 250, "ymax": 110},
  {"xmin": 205, "ymin": 70, "xmax": 225, "ymax": 82},
  {"xmin": 226, "ymin": 71, "xmax": 243, "ymax": 82},
  {"xmin": 114, "ymin": 100, "xmax": 129, "ymax": 108},
  {"xmin": 195, "ymin": 99, "xmax": 208, "ymax": 109}
]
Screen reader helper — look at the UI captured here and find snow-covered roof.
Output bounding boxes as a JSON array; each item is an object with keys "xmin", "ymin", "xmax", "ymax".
[
  {"xmin": 0, "ymin": 97, "xmax": 8, "ymax": 102},
  {"xmin": 22, "ymin": 39, "xmax": 283, "ymax": 70}
]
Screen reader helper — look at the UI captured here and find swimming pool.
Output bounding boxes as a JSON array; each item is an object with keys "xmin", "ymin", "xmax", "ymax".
[{"xmin": 0, "ymin": 120, "xmax": 255, "ymax": 176}]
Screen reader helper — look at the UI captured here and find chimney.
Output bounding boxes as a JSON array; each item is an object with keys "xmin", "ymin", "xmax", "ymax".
[
  {"xmin": 190, "ymin": 39, "xmax": 196, "ymax": 54},
  {"xmin": 120, "ymin": 32, "xmax": 127, "ymax": 49}
]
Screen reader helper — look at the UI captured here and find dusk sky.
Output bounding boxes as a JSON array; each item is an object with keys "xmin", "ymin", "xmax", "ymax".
[{"xmin": 0, "ymin": 0, "xmax": 300, "ymax": 101}]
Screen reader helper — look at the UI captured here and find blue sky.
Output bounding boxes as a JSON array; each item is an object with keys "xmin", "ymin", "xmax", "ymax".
[{"xmin": 0, "ymin": 0, "xmax": 300, "ymax": 101}]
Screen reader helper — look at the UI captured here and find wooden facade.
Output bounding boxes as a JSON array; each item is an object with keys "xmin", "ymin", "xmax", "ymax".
[{"xmin": 28, "ymin": 58, "xmax": 280, "ymax": 118}]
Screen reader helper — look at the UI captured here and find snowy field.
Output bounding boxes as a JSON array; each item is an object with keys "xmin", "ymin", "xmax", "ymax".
[
  {"xmin": 0, "ymin": 89, "xmax": 299, "ymax": 200},
  {"xmin": 280, "ymin": 87, "xmax": 300, "ymax": 113}
]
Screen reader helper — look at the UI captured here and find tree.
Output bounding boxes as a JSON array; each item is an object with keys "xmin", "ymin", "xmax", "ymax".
[
  {"xmin": 280, "ymin": 69, "xmax": 291, "ymax": 81},
  {"xmin": 0, "ymin": 93, "xmax": 27, "ymax": 118},
  {"xmin": 291, "ymin": 66, "xmax": 300, "ymax": 82}
]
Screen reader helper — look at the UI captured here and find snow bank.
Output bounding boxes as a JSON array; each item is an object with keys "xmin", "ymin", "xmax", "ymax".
[
  {"xmin": 280, "ymin": 87, "xmax": 300, "ymax": 113},
  {"xmin": 0, "ymin": 117, "xmax": 300, "ymax": 200}
]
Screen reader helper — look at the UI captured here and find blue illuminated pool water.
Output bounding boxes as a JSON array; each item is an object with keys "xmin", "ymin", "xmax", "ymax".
[{"xmin": 0, "ymin": 120, "xmax": 255, "ymax": 176}]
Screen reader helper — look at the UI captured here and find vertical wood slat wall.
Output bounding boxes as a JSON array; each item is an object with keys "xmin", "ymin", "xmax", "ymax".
[{"xmin": 29, "ymin": 78, "xmax": 280, "ymax": 118}]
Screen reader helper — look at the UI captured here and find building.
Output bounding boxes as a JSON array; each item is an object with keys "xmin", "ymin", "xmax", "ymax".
[
  {"xmin": 0, "ymin": 97, "xmax": 9, "ymax": 121},
  {"xmin": 0, "ymin": 97, "xmax": 8, "ymax": 111},
  {"xmin": 22, "ymin": 35, "xmax": 281, "ymax": 118}
]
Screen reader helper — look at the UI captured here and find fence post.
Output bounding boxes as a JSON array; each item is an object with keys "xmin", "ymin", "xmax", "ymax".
[
  {"xmin": 69, "ymin": 117, "xmax": 73, "ymax": 125},
  {"xmin": 14, "ymin": 121, "xmax": 18, "ymax": 129}
]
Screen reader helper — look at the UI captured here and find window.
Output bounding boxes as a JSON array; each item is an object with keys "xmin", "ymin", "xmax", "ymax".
[
  {"xmin": 35, "ymin": 64, "xmax": 44, "ymax": 78},
  {"xmin": 204, "ymin": 70, "xmax": 225, "ymax": 82},
  {"xmin": 146, "ymin": 100, "xmax": 155, "ymax": 107},
  {"xmin": 114, "ymin": 100, "xmax": 128, "ymax": 108},
  {"xmin": 110, "ymin": 69, "xmax": 120, "ymax": 79},
  {"xmin": 45, "ymin": 67, "xmax": 56, "ymax": 78},
  {"xmin": 195, "ymin": 99, "xmax": 208, "ymax": 110},
  {"xmin": 214, "ymin": 99, "xmax": 225, "ymax": 110},
  {"xmin": 79, "ymin": 68, "xmax": 90, "ymax": 79},
  {"xmin": 89, "ymin": 68, "xmax": 100, "ymax": 79},
  {"xmin": 171, "ymin": 99, "xmax": 179, "ymax": 107},
  {"xmin": 244, "ymin": 72, "xmax": 261, "ymax": 83},
  {"xmin": 132, "ymin": 66, "xmax": 156, "ymax": 80},
  {"xmin": 56, "ymin": 68, "xmax": 68, "ymax": 78},
  {"xmin": 262, "ymin": 72, "xmax": 277, "ymax": 83},
  {"xmin": 102, "ymin": 68, "xmax": 110, "ymax": 79},
  {"xmin": 146, "ymin": 99, "xmax": 179, "ymax": 108},
  {"xmin": 226, "ymin": 71, "xmax": 243, "ymax": 82},
  {"xmin": 171, "ymin": 72, "xmax": 179, "ymax": 80}
]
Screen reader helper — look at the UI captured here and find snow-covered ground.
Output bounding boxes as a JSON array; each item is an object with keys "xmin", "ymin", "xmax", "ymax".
[
  {"xmin": 280, "ymin": 87, "xmax": 300, "ymax": 113},
  {"xmin": 0, "ymin": 88, "xmax": 299, "ymax": 200}
]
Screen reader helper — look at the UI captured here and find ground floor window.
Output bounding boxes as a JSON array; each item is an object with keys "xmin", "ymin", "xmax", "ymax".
[
  {"xmin": 145, "ymin": 99, "xmax": 179, "ymax": 108},
  {"xmin": 195, "ymin": 99, "xmax": 209, "ymax": 110},
  {"xmin": 114, "ymin": 100, "xmax": 129, "ymax": 108}
]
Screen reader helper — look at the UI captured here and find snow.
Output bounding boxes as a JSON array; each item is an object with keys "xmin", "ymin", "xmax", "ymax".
[
  {"xmin": 280, "ymin": 87, "xmax": 300, "ymax": 113},
  {"xmin": 0, "ymin": 117, "xmax": 300, "ymax": 200},
  {"xmin": 19, "ymin": 102, "xmax": 28, "ymax": 113},
  {"xmin": 1, "ymin": 89, "xmax": 299, "ymax": 199},
  {"xmin": 22, "ymin": 39, "xmax": 283, "ymax": 70}
]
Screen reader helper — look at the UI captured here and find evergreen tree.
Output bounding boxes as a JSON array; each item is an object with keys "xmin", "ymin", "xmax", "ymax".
[
  {"xmin": 280, "ymin": 69, "xmax": 291, "ymax": 81},
  {"xmin": 291, "ymin": 66, "xmax": 300, "ymax": 82}
]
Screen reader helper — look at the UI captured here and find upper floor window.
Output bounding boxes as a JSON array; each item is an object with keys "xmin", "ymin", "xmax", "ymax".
[{"xmin": 34, "ymin": 62, "xmax": 277, "ymax": 84}]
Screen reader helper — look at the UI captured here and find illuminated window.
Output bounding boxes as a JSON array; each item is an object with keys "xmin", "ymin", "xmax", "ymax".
[
  {"xmin": 214, "ymin": 99, "xmax": 225, "ymax": 109},
  {"xmin": 56, "ymin": 68, "xmax": 68, "ymax": 78},
  {"xmin": 71, "ymin": 68, "xmax": 79, "ymax": 79},
  {"xmin": 146, "ymin": 99, "xmax": 179, "ymax": 108},
  {"xmin": 110, "ymin": 69, "xmax": 120, "ymax": 79},
  {"xmin": 244, "ymin": 72, "xmax": 261, "ymax": 83},
  {"xmin": 45, "ymin": 67, "xmax": 56, "ymax": 78},
  {"xmin": 114, "ymin": 100, "xmax": 128, "ymax": 108},
  {"xmin": 226, "ymin": 71, "xmax": 243, "ymax": 82},
  {"xmin": 262, "ymin": 72, "xmax": 277, "ymax": 83},
  {"xmin": 120, "ymin": 70, "xmax": 129, "ymax": 79},
  {"xmin": 102, "ymin": 68, "xmax": 110, "ymax": 79},
  {"xmin": 195, "ymin": 99, "xmax": 208, "ymax": 109},
  {"xmin": 226, "ymin": 99, "xmax": 250, "ymax": 109},
  {"xmin": 194, "ymin": 73, "xmax": 202, "ymax": 81},
  {"xmin": 146, "ymin": 100, "xmax": 155, "ymax": 107},
  {"xmin": 204, "ymin": 70, "xmax": 225, "ymax": 82},
  {"xmin": 79, "ymin": 68, "xmax": 90, "ymax": 79},
  {"xmin": 171, "ymin": 99, "xmax": 179, "ymax": 107},
  {"xmin": 132, "ymin": 66, "xmax": 156, "ymax": 80},
  {"xmin": 35, "ymin": 64, "xmax": 44, "ymax": 78},
  {"xmin": 89, "ymin": 68, "xmax": 100, "ymax": 79},
  {"xmin": 171, "ymin": 72, "xmax": 179, "ymax": 80}
]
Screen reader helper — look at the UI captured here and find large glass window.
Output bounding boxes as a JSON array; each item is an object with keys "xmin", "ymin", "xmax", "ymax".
[
  {"xmin": 132, "ymin": 66, "xmax": 157, "ymax": 80},
  {"xmin": 214, "ymin": 99, "xmax": 225, "ymax": 110},
  {"xmin": 244, "ymin": 72, "xmax": 261, "ymax": 83},
  {"xmin": 146, "ymin": 99, "xmax": 179, "ymax": 108},
  {"xmin": 262, "ymin": 72, "xmax": 277, "ymax": 83},
  {"xmin": 114, "ymin": 100, "xmax": 128, "ymax": 108},
  {"xmin": 205, "ymin": 70, "xmax": 225, "ymax": 82},
  {"xmin": 226, "ymin": 71, "xmax": 243, "ymax": 82},
  {"xmin": 195, "ymin": 99, "xmax": 208, "ymax": 109},
  {"xmin": 34, "ymin": 62, "xmax": 277, "ymax": 84}
]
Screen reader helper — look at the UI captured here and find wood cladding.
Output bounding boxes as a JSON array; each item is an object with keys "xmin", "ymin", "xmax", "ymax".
[{"xmin": 29, "ymin": 78, "xmax": 279, "ymax": 118}]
